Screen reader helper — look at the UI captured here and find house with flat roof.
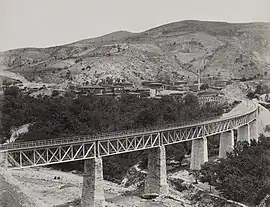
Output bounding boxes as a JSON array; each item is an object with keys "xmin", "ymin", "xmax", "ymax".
[
  {"xmin": 174, "ymin": 80, "xmax": 188, "ymax": 86},
  {"xmin": 135, "ymin": 88, "xmax": 151, "ymax": 98},
  {"xmin": 78, "ymin": 85, "xmax": 105, "ymax": 95},
  {"xmin": 118, "ymin": 82, "xmax": 134, "ymax": 89}
]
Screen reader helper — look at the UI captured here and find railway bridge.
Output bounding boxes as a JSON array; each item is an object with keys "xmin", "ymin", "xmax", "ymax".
[{"xmin": 0, "ymin": 99, "xmax": 259, "ymax": 207}]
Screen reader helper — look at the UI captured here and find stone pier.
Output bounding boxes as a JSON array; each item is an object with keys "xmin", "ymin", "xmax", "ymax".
[
  {"xmin": 190, "ymin": 137, "xmax": 208, "ymax": 170},
  {"xmin": 237, "ymin": 124, "xmax": 250, "ymax": 143},
  {"xmin": 249, "ymin": 119, "xmax": 258, "ymax": 141},
  {"xmin": 144, "ymin": 146, "xmax": 169, "ymax": 196},
  {"xmin": 219, "ymin": 130, "xmax": 234, "ymax": 158},
  {"xmin": 81, "ymin": 157, "xmax": 105, "ymax": 207}
]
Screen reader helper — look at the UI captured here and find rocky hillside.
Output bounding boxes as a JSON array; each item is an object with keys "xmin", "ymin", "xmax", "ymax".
[{"xmin": 1, "ymin": 20, "xmax": 270, "ymax": 86}]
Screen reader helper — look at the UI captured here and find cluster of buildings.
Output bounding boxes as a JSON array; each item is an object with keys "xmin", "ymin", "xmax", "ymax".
[
  {"xmin": 76, "ymin": 81, "xmax": 191, "ymax": 98},
  {"xmin": 75, "ymin": 84, "xmax": 150, "ymax": 97},
  {"xmin": 75, "ymin": 79, "xmax": 227, "ymax": 98},
  {"xmin": 1, "ymin": 77, "xmax": 230, "ymax": 99},
  {"xmin": 77, "ymin": 83, "xmax": 151, "ymax": 98}
]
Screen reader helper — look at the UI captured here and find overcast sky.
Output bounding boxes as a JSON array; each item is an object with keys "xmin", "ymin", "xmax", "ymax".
[{"xmin": 1, "ymin": 0, "xmax": 269, "ymax": 52}]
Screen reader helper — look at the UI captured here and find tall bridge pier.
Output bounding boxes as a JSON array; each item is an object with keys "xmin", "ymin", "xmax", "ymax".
[
  {"xmin": 237, "ymin": 119, "xmax": 259, "ymax": 143},
  {"xmin": 144, "ymin": 146, "xmax": 169, "ymax": 196},
  {"xmin": 81, "ymin": 157, "xmax": 105, "ymax": 207},
  {"xmin": 249, "ymin": 119, "xmax": 258, "ymax": 141},
  {"xmin": 190, "ymin": 137, "xmax": 208, "ymax": 170},
  {"xmin": 191, "ymin": 119, "xmax": 259, "ymax": 165},
  {"xmin": 219, "ymin": 130, "xmax": 234, "ymax": 158},
  {"xmin": 237, "ymin": 124, "xmax": 250, "ymax": 143}
]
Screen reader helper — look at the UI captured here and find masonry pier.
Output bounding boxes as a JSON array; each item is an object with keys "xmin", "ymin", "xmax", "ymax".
[
  {"xmin": 249, "ymin": 119, "xmax": 258, "ymax": 141},
  {"xmin": 237, "ymin": 124, "xmax": 250, "ymax": 143},
  {"xmin": 219, "ymin": 130, "xmax": 234, "ymax": 158},
  {"xmin": 81, "ymin": 157, "xmax": 105, "ymax": 207},
  {"xmin": 190, "ymin": 137, "xmax": 208, "ymax": 170},
  {"xmin": 144, "ymin": 146, "xmax": 169, "ymax": 196}
]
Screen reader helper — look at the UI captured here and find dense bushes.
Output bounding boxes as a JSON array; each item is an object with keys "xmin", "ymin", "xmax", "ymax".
[
  {"xmin": 200, "ymin": 137, "xmax": 270, "ymax": 206},
  {"xmin": 246, "ymin": 83, "xmax": 270, "ymax": 99}
]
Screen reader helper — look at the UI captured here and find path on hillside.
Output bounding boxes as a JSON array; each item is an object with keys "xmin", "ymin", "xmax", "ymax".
[
  {"xmin": 0, "ymin": 70, "xmax": 29, "ymax": 83},
  {"xmin": 0, "ymin": 54, "xmax": 28, "ymax": 83}
]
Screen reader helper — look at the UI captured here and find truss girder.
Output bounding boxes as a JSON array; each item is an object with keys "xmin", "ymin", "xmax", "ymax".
[
  {"xmin": 97, "ymin": 133, "xmax": 161, "ymax": 156},
  {"xmin": 92, "ymin": 111, "xmax": 256, "ymax": 156},
  {"xmin": 7, "ymin": 142, "xmax": 96, "ymax": 169},
  {"xmin": 161, "ymin": 113, "xmax": 256, "ymax": 145}
]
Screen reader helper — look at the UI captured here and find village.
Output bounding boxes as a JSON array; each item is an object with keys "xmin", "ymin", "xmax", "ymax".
[{"xmin": 1, "ymin": 78, "xmax": 230, "ymax": 100}]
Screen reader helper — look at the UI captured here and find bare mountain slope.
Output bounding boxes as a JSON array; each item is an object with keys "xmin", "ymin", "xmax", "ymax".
[{"xmin": 1, "ymin": 20, "xmax": 270, "ymax": 86}]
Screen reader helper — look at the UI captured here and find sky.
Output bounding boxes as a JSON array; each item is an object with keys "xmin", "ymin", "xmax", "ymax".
[{"xmin": 0, "ymin": 0, "xmax": 270, "ymax": 52}]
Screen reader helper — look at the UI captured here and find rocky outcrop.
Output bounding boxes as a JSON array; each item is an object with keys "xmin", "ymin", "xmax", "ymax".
[{"xmin": 121, "ymin": 163, "xmax": 147, "ymax": 188}]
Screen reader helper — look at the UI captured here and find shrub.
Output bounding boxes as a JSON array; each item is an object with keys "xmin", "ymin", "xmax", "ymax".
[
  {"xmin": 200, "ymin": 83, "xmax": 209, "ymax": 90},
  {"xmin": 4, "ymin": 86, "xmax": 20, "ymax": 97},
  {"xmin": 51, "ymin": 90, "xmax": 60, "ymax": 97}
]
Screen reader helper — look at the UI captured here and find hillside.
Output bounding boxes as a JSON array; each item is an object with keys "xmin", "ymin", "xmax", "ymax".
[{"xmin": 1, "ymin": 20, "xmax": 270, "ymax": 86}]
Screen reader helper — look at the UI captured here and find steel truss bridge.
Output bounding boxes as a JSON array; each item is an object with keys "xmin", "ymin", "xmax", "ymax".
[{"xmin": 0, "ymin": 97, "xmax": 259, "ymax": 169}]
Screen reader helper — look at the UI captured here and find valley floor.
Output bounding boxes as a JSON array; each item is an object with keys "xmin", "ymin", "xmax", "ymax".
[
  {"xmin": 0, "ymin": 167, "xmax": 246, "ymax": 207},
  {"xmin": 8, "ymin": 167, "xmax": 185, "ymax": 207}
]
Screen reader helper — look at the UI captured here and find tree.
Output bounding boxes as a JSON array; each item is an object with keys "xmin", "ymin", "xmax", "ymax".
[
  {"xmin": 166, "ymin": 143, "xmax": 186, "ymax": 164},
  {"xmin": 265, "ymin": 125, "xmax": 270, "ymax": 133},
  {"xmin": 190, "ymin": 170, "xmax": 200, "ymax": 184},
  {"xmin": 200, "ymin": 161, "xmax": 218, "ymax": 192},
  {"xmin": 200, "ymin": 83, "xmax": 209, "ymax": 90},
  {"xmin": 247, "ymin": 91, "xmax": 255, "ymax": 99},
  {"xmin": 51, "ymin": 90, "xmax": 60, "ymax": 97},
  {"xmin": 4, "ymin": 86, "xmax": 20, "ymax": 97},
  {"xmin": 254, "ymin": 84, "xmax": 270, "ymax": 95},
  {"xmin": 183, "ymin": 93, "xmax": 199, "ymax": 108}
]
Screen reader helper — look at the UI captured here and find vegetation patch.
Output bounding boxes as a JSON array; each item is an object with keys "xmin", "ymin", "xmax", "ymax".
[{"xmin": 200, "ymin": 137, "xmax": 270, "ymax": 206}]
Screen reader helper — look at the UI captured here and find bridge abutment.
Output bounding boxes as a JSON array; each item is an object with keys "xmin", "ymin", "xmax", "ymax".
[
  {"xmin": 144, "ymin": 146, "xmax": 169, "ymax": 196},
  {"xmin": 219, "ymin": 130, "xmax": 234, "ymax": 158},
  {"xmin": 81, "ymin": 157, "xmax": 105, "ymax": 207},
  {"xmin": 237, "ymin": 124, "xmax": 250, "ymax": 143},
  {"xmin": 190, "ymin": 137, "xmax": 208, "ymax": 170},
  {"xmin": 0, "ymin": 150, "xmax": 7, "ymax": 170},
  {"xmin": 249, "ymin": 119, "xmax": 258, "ymax": 141}
]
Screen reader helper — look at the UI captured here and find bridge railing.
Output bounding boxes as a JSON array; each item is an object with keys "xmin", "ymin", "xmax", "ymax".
[{"xmin": 0, "ymin": 115, "xmax": 221, "ymax": 151}]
